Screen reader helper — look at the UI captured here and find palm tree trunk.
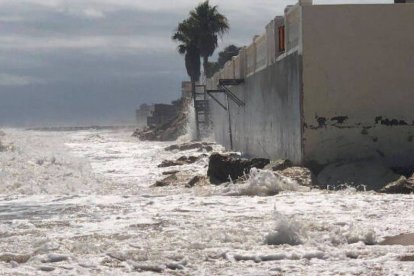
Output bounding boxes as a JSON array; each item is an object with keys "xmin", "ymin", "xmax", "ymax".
[{"xmin": 203, "ymin": 56, "xmax": 209, "ymax": 80}]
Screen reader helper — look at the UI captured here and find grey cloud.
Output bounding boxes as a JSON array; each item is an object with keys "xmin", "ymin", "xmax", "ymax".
[{"xmin": 0, "ymin": 0, "xmax": 392, "ymax": 127}]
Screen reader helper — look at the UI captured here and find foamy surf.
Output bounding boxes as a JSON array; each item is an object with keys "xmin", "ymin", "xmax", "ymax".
[{"xmin": 0, "ymin": 128, "xmax": 413, "ymax": 275}]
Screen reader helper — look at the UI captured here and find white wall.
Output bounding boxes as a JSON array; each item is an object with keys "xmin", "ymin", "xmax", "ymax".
[{"xmin": 302, "ymin": 4, "xmax": 414, "ymax": 168}]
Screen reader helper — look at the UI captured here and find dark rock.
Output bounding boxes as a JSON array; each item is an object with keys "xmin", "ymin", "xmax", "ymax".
[
  {"xmin": 400, "ymin": 255, "xmax": 414, "ymax": 261},
  {"xmin": 264, "ymin": 159, "xmax": 293, "ymax": 171},
  {"xmin": 130, "ymin": 262, "xmax": 164, "ymax": 273},
  {"xmin": 166, "ymin": 263, "xmax": 184, "ymax": 270},
  {"xmin": 187, "ymin": 156, "xmax": 199, "ymax": 164},
  {"xmin": 380, "ymin": 176, "xmax": 414, "ymax": 194},
  {"xmin": 158, "ymin": 160, "xmax": 183, "ymax": 168},
  {"xmin": 153, "ymin": 174, "xmax": 178, "ymax": 187},
  {"xmin": 177, "ymin": 156, "xmax": 188, "ymax": 162},
  {"xmin": 39, "ymin": 266, "xmax": 55, "ymax": 272},
  {"xmin": 380, "ymin": 233, "xmax": 414, "ymax": 246},
  {"xmin": 162, "ymin": 170, "xmax": 179, "ymax": 175},
  {"xmin": 186, "ymin": 175, "xmax": 206, "ymax": 187},
  {"xmin": 207, "ymin": 153, "xmax": 270, "ymax": 184},
  {"xmin": 0, "ymin": 253, "xmax": 31, "ymax": 264},
  {"xmin": 158, "ymin": 155, "xmax": 203, "ymax": 168},
  {"xmin": 165, "ymin": 142, "xmax": 215, "ymax": 152}
]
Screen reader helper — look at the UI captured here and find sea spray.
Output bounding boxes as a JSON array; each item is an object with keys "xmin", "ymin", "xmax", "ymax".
[
  {"xmin": 176, "ymin": 100, "xmax": 196, "ymax": 143},
  {"xmin": 265, "ymin": 209, "xmax": 307, "ymax": 245},
  {"xmin": 223, "ymin": 168, "xmax": 309, "ymax": 196}
]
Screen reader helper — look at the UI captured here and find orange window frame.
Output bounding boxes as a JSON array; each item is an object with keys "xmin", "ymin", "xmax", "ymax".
[{"xmin": 278, "ymin": 26, "xmax": 285, "ymax": 52}]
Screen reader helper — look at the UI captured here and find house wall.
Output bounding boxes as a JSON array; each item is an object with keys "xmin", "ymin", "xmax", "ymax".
[
  {"xmin": 207, "ymin": 7, "xmax": 303, "ymax": 162},
  {"xmin": 209, "ymin": 52, "xmax": 302, "ymax": 162},
  {"xmin": 301, "ymin": 4, "xmax": 414, "ymax": 168}
]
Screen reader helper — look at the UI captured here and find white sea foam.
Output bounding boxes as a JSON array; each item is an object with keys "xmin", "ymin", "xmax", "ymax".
[
  {"xmin": 265, "ymin": 211, "xmax": 306, "ymax": 245},
  {"xmin": 0, "ymin": 129, "xmax": 413, "ymax": 275},
  {"xmin": 223, "ymin": 168, "xmax": 309, "ymax": 196}
]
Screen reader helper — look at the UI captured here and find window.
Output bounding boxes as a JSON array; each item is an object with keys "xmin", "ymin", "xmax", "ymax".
[{"xmin": 278, "ymin": 26, "xmax": 285, "ymax": 52}]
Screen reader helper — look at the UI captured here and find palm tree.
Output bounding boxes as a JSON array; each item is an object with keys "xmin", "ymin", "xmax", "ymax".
[
  {"xmin": 172, "ymin": 19, "xmax": 201, "ymax": 83},
  {"xmin": 189, "ymin": 1, "xmax": 229, "ymax": 76}
]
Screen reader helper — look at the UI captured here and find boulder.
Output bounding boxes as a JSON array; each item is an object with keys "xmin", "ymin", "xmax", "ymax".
[
  {"xmin": 162, "ymin": 170, "xmax": 180, "ymax": 175},
  {"xmin": 380, "ymin": 176, "xmax": 414, "ymax": 194},
  {"xmin": 41, "ymin": 254, "xmax": 69, "ymax": 263},
  {"xmin": 158, "ymin": 160, "xmax": 183, "ymax": 168},
  {"xmin": 380, "ymin": 233, "xmax": 414, "ymax": 246},
  {"xmin": 317, "ymin": 160, "xmax": 400, "ymax": 191},
  {"xmin": 158, "ymin": 155, "xmax": 205, "ymax": 168},
  {"xmin": 186, "ymin": 175, "xmax": 207, "ymax": 188},
  {"xmin": 278, "ymin": 166, "xmax": 317, "ymax": 187},
  {"xmin": 153, "ymin": 174, "xmax": 178, "ymax": 187},
  {"xmin": 207, "ymin": 153, "xmax": 270, "ymax": 184},
  {"xmin": 264, "ymin": 159, "xmax": 293, "ymax": 171},
  {"xmin": 0, "ymin": 253, "xmax": 31, "ymax": 264}
]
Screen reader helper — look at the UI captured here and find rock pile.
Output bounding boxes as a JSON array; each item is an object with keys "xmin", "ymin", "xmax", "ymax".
[
  {"xmin": 380, "ymin": 175, "xmax": 414, "ymax": 194},
  {"xmin": 132, "ymin": 98, "xmax": 190, "ymax": 141},
  {"xmin": 158, "ymin": 155, "xmax": 206, "ymax": 168},
  {"xmin": 207, "ymin": 153, "xmax": 269, "ymax": 184},
  {"xmin": 165, "ymin": 142, "xmax": 214, "ymax": 152}
]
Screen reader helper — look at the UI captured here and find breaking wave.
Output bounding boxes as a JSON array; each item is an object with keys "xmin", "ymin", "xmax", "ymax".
[{"xmin": 223, "ymin": 168, "xmax": 309, "ymax": 196}]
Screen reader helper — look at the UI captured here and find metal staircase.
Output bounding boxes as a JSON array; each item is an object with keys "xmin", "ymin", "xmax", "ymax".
[
  {"xmin": 206, "ymin": 79, "xmax": 245, "ymax": 110},
  {"xmin": 205, "ymin": 78, "xmax": 245, "ymax": 149},
  {"xmin": 193, "ymin": 84, "xmax": 210, "ymax": 139}
]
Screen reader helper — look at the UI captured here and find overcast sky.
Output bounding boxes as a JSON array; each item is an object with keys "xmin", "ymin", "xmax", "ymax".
[{"xmin": 0, "ymin": 0, "xmax": 391, "ymax": 127}]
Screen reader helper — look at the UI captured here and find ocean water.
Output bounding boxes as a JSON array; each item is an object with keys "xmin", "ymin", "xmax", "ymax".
[{"xmin": 0, "ymin": 128, "xmax": 413, "ymax": 275}]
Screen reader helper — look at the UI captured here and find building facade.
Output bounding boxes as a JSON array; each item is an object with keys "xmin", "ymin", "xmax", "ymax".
[{"xmin": 206, "ymin": 1, "xmax": 414, "ymax": 169}]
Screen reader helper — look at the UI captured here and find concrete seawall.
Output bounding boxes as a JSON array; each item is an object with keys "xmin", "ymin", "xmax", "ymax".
[{"xmin": 210, "ymin": 51, "xmax": 302, "ymax": 163}]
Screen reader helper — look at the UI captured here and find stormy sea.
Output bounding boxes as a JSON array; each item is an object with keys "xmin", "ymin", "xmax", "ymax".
[{"xmin": 0, "ymin": 128, "xmax": 413, "ymax": 275}]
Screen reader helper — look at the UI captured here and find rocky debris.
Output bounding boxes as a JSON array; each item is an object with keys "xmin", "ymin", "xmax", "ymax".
[
  {"xmin": 165, "ymin": 142, "xmax": 214, "ymax": 152},
  {"xmin": 380, "ymin": 176, "xmax": 414, "ymax": 194},
  {"xmin": 166, "ymin": 262, "xmax": 185, "ymax": 270},
  {"xmin": 233, "ymin": 254, "xmax": 288, "ymax": 263},
  {"xmin": 129, "ymin": 261, "xmax": 165, "ymax": 273},
  {"xmin": 162, "ymin": 170, "xmax": 180, "ymax": 175},
  {"xmin": 158, "ymin": 160, "xmax": 182, "ymax": 168},
  {"xmin": 153, "ymin": 174, "xmax": 178, "ymax": 187},
  {"xmin": 317, "ymin": 160, "xmax": 400, "ymax": 191},
  {"xmin": 400, "ymin": 255, "xmax": 414, "ymax": 262},
  {"xmin": 264, "ymin": 159, "xmax": 293, "ymax": 171},
  {"xmin": 186, "ymin": 175, "xmax": 207, "ymax": 188},
  {"xmin": 380, "ymin": 233, "xmax": 414, "ymax": 246},
  {"xmin": 0, "ymin": 253, "xmax": 31, "ymax": 264},
  {"xmin": 107, "ymin": 250, "xmax": 149, "ymax": 262},
  {"xmin": 0, "ymin": 141, "xmax": 8, "ymax": 152},
  {"xmin": 132, "ymin": 98, "xmax": 190, "ymax": 142},
  {"xmin": 0, "ymin": 130, "xmax": 5, "ymax": 136},
  {"xmin": 39, "ymin": 266, "xmax": 55, "ymax": 272},
  {"xmin": 207, "ymin": 153, "xmax": 270, "ymax": 184},
  {"xmin": 0, "ymin": 141, "xmax": 15, "ymax": 152},
  {"xmin": 158, "ymin": 155, "xmax": 205, "ymax": 168},
  {"xmin": 278, "ymin": 166, "xmax": 317, "ymax": 187},
  {"xmin": 41, "ymin": 254, "xmax": 69, "ymax": 263}
]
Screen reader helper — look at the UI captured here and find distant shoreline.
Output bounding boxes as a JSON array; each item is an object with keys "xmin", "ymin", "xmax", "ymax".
[{"xmin": 26, "ymin": 125, "xmax": 137, "ymax": 132}]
